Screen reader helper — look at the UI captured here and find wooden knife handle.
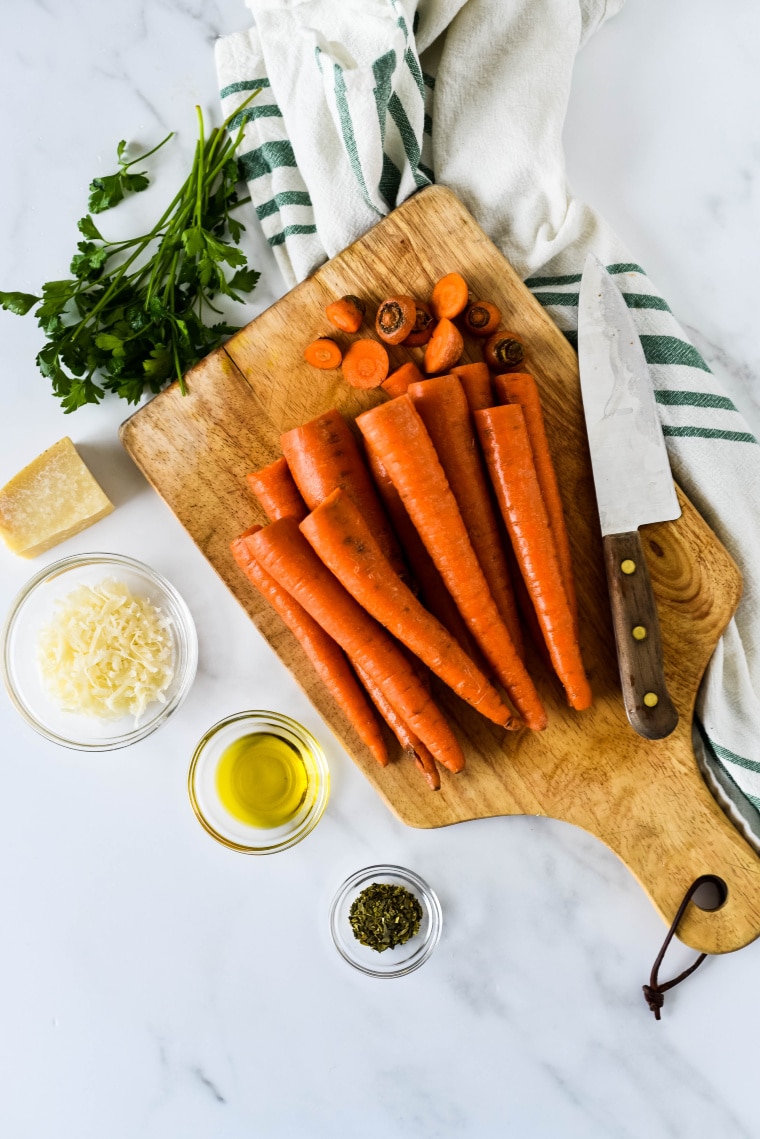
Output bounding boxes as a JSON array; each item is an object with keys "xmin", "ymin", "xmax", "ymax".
[{"xmin": 603, "ymin": 530, "xmax": 679, "ymax": 740}]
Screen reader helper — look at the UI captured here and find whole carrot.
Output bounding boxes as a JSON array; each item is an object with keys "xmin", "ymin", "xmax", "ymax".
[
  {"xmin": 364, "ymin": 442, "xmax": 489, "ymax": 672},
  {"xmin": 355, "ymin": 663, "xmax": 441, "ymax": 791},
  {"xmin": 230, "ymin": 527, "xmax": 388, "ymax": 766},
  {"xmin": 356, "ymin": 396, "xmax": 547, "ymax": 731},
  {"xmin": 493, "ymin": 372, "xmax": 578, "ymax": 629},
  {"xmin": 281, "ymin": 407, "xmax": 407, "ymax": 581},
  {"xmin": 450, "ymin": 362, "xmax": 494, "ymax": 413},
  {"xmin": 246, "ymin": 456, "xmax": 308, "ymax": 522},
  {"xmin": 301, "ymin": 488, "xmax": 518, "ymax": 728},
  {"xmin": 407, "ymin": 375, "xmax": 524, "ymax": 656},
  {"xmin": 475, "ymin": 404, "xmax": 592, "ymax": 711},
  {"xmin": 246, "ymin": 518, "xmax": 465, "ymax": 772}
]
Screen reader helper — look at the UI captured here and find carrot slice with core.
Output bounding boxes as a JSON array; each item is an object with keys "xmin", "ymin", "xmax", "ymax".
[
  {"xmin": 231, "ymin": 527, "xmax": 388, "ymax": 766},
  {"xmin": 357, "ymin": 395, "xmax": 547, "ymax": 730},
  {"xmin": 341, "ymin": 338, "xmax": 389, "ymax": 388},
  {"xmin": 431, "ymin": 272, "xmax": 469, "ymax": 320},
  {"xmin": 247, "ymin": 519, "xmax": 465, "ymax": 773},
  {"xmin": 474, "ymin": 404, "xmax": 592, "ymax": 711},
  {"xmin": 301, "ymin": 488, "xmax": 517, "ymax": 728},
  {"xmin": 375, "ymin": 295, "xmax": 417, "ymax": 344},
  {"xmin": 464, "ymin": 301, "xmax": 501, "ymax": 337},
  {"xmin": 484, "ymin": 331, "xmax": 524, "ymax": 372},
  {"xmin": 424, "ymin": 318, "xmax": 463, "ymax": 374},
  {"xmin": 407, "ymin": 376, "xmax": 524, "ymax": 656},
  {"xmin": 304, "ymin": 338, "xmax": 342, "ymax": 369},
  {"xmin": 402, "ymin": 300, "xmax": 435, "ymax": 347},
  {"xmin": 325, "ymin": 295, "xmax": 365, "ymax": 333}
]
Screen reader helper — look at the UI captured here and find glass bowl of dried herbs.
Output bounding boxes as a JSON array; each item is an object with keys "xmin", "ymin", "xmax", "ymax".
[{"xmin": 329, "ymin": 865, "xmax": 442, "ymax": 978}]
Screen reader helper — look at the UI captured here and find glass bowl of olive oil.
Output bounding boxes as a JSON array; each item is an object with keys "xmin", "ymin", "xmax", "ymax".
[{"xmin": 188, "ymin": 711, "xmax": 329, "ymax": 854}]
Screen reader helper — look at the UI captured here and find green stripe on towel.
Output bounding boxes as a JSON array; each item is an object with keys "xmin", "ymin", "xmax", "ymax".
[
  {"xmin": 333, "ymin": 64, "xmax": 383, "ymax": 215},
  {"xmin": 268, "ymin": 224, "xmax": 318, "ymax": 247},
  {"xmin": 255, "ymin": 191, "xmax": 313, "ymax": 221},
  {"xmin": 526, "ymin": 263, "xmax": 646, "ymax": 287},
  {"xmin": 640, "ymin": 335, "xmax": 710, "ymax": 372},
  {"xmin": 534, "ymin": 291, "xmax": 669, "ymax": 311},
  {"xmin": 655, "ymin": 390, "xmax": 737, "ymax": 412},
  {"xmin": 220, "ymin": 78, "xmax": 270, "ymax": 99},
  {"xmin": 662, "ymin": 425, "xmax": 757, "ymax": 444},
  {"xmin": 238, "ymin": 140, "xmax": 297, "ymax": 181},
  {"xmin": 228, "ymin": 104, "xmax": 282, "ymax": 130}
]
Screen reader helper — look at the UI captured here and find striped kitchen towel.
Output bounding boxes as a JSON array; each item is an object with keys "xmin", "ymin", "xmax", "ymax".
[{"xmin": 216, "ymin": 0, "xmax": 760, "ymax": 845}]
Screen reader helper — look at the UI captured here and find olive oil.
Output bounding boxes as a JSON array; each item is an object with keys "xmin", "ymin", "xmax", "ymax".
[{"xmin": 215, "ymin": 731, "xmax": 309, "ymax": 828}]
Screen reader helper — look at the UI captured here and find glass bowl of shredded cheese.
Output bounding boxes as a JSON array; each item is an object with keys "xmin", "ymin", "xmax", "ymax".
[{"xmin": 2, "ymin": 552, "xmax": 198, "ymax": 750}]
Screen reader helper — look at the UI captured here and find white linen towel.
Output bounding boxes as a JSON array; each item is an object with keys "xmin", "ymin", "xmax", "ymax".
[{"xmin": 216, "ymin": 0, "xmax": 760, "ymax": 846}]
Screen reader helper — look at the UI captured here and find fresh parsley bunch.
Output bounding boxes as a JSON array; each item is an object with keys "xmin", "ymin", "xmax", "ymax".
[{"xmin": 0, "ymin": 97, "xmax": 260, "ymax": 412}]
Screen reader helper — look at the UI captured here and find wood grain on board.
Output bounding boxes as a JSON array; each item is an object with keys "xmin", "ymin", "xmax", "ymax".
[{"xmin": 121, "ymin": 186, "xmax": 759, "ymax": 954}]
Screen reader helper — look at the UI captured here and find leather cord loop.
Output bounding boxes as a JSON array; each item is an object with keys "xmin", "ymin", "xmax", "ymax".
[{"xmin": 643, "ymin": 875, "xmax": 721, "ymax": 1020}]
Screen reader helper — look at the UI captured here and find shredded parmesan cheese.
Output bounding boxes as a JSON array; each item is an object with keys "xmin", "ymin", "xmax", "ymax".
[{"xmin": 37, "ymin": 578, "xmax": 175, "ymax": 721}]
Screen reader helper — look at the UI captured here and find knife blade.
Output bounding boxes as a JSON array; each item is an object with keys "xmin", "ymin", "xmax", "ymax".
[{"xmin": 577, "ymin": 253, "xmax": 681, "ymax": 740}]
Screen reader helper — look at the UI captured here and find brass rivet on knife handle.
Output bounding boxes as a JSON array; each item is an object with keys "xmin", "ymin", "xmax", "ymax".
[{"xmin": 603, "ymin": 530, "xmax": 679, "ymax": 740}]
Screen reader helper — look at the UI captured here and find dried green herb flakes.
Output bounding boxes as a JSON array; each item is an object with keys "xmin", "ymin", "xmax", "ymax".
[{"xmin": 349, "ymin": 882, "xmax": 423, "ymax": 953}]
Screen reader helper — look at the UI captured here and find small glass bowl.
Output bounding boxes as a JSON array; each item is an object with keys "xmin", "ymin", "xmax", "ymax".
[
  {"xmin": 1, "ymin": 552, "xmax": 198, "ymax": 751},
  {"xmin": 188, "ymin": 710, "xmax": 330, "ymax": 854},
  {"xmin": 329, "ymin": 865, "xmax": 442, "ymax": 978}
]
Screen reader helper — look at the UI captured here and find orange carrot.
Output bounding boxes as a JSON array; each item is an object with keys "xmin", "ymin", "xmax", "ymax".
[
  {"xmin": 230, "ymin": 527, "xmax": 388, "ymax": 766},
  {"xmin": 483, "ymin": 330, "xmax": 524, "ymax": 372},
  {"xmin": 247, "ymin": 519, "xmax": 465, "ymax": 772},
  {"xmin": 325, "ymin": 294, "xmax": 365, "ymax": 333},
  {"xmin": 424, "ymin": 318, "xmax": 463, "ymax": 374},
  {"xmin": 364, "ymin": 442, "xmax": 488, "ymax": 671},
  {"xmin": 402, "ymin": 300, "xmax": 434, "ymax": 347},
  {"xmin": 381, "ymin": 360, "xmax": 425, "ymax": 399},
  {"xmin": 246, "ymin": 457, "xmax": 308, "ymax": 523},
  {"xmin": 431, "ymin": 272, "xmax": 469, "ymax": 320},
  {"xmin": 341, "ymin": 338, "xmax": 389, "ymax": 389},
  {"xmin": 280, "ymin": 407, "xmax": 407, "ymax": 580},
  {"xmin": 375, "ymin": 295, "xmax": 417, "ymax": 344},
  {"xmin": 475, "ymin": 404, "xmax": 592, "ymax": 711},
  {"xmin": 304, "ymin": 338, "xmax": 342, "ymax": 369},
  {"xmin": 301, "ymin": 488, "xmax": 518, "ymax": 728},
  {"xmin": 407, "ymin": 375, "xmax": 524, "ymax": 656},
  {"xmin": 463, "ymin": 301, "xmax": 501, "ymax": 337},
  {"xmin": 355, "ymin": 663, "xmax": 441, "ymax": 791},
  {"xmin": 356, "ymin": 396, "xmax": 547, "ymax": 730},
  {"xmin": 450, "ymin": 362, "xmax": 494, "ymax": 413},
  {"xmin": 494, "ymin": 372, "xmax": 579, "ymax": 629}
]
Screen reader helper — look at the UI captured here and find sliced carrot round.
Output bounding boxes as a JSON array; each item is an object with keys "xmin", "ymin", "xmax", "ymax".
[
  {"xmin": 342, "ymin": 338, "xmax": 390, "ymax": 389},
  {"xmin": 431, "ymin": 272, "xmax": 469, "ymax": 320},
  {"xmin": 423, "ymin": 318, "xmax": 464, "ymax": 374},
  {"xmin": 402, "ymin": 300, "xmax": 435, "ymax": 347},
  {"xmin": 483, "ymin": 330, "xmax": 525, "ymax": 372},
  {"xmin": 464, "ymin": 301, "xmax": 501, "ymax": 337},
  {"xmin": 304, "ymin": 338, "xmax": 342, "ymax": 369},
  {"xmin": 325, "ymin": 295, "xmax": 366, "ymax": 334},
  {"xmin": 375, "ymin": 295, "xmax": 417, "ymax": 344}
]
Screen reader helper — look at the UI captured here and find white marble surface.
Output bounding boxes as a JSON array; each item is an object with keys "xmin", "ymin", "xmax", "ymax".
[{"xmin": 1, "ymin": 2, "xmax": 759, "ymax": 1137}]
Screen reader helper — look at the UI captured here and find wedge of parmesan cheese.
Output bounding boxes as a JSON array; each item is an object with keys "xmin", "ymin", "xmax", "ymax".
[{"xmin": 0, "ymin": 437, "xmax": 114, "ymax": 557}]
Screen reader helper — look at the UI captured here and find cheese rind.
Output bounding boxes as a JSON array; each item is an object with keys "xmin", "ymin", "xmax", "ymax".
[{"xmin": 0, "ymin": 437, "xmax": 114, "ymax": 558}]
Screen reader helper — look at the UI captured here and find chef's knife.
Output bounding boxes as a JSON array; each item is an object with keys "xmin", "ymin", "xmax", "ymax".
[{"xmin": 577, "ymin": 254, "xmax": 681, "ymax": 740}]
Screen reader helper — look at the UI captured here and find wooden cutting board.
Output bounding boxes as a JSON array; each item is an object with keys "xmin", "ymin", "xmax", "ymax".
[{"xmin": 120, "ymin": 185, "xmax": 760, "ymax": 955}]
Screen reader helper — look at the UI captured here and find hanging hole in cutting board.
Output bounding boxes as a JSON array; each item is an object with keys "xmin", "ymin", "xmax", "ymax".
[{"xmin": 691, "ymin": 876, "xmax": 728, "ymax": 912}]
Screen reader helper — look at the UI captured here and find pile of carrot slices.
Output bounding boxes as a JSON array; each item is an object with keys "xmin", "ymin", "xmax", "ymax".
[{"xmin": 235, "ymin": 275, "xmax": 592, "ymax": 791}]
